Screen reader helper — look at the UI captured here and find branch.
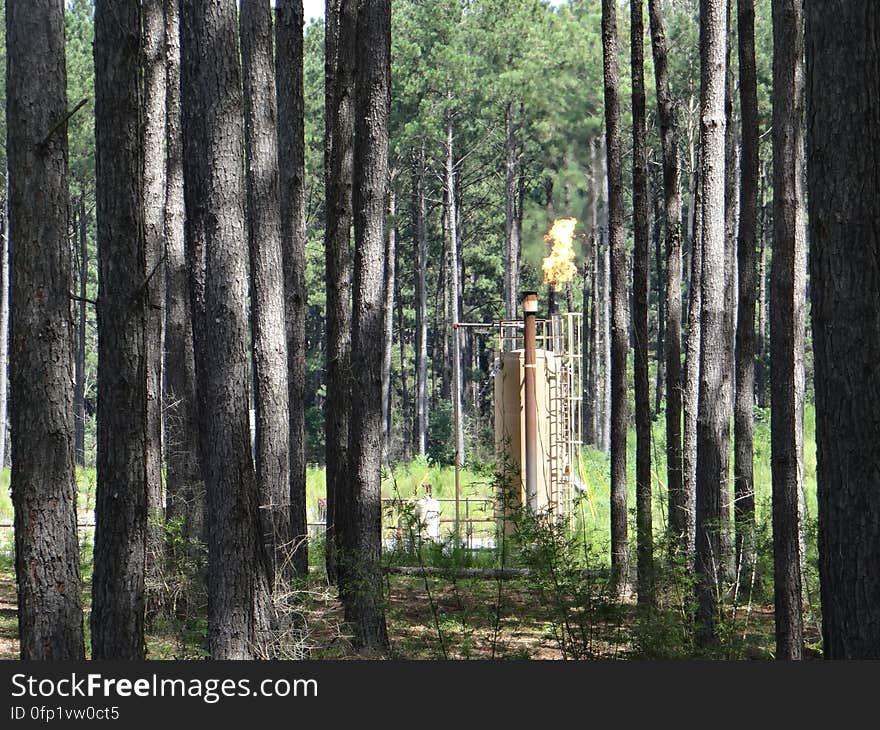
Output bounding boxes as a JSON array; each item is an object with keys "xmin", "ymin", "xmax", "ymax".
[{"xmin": 40, "ymin": 97, "xmax": 90, "ymax": 148}]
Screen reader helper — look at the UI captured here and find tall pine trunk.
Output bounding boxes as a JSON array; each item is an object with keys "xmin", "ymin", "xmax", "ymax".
[
  {"xmin": 323, "ymin": 0, "xmax": 355, "ymax": 585},
  {"xmin": 694, "ymin": 0, "xmax": 728, "ymax": 645},
  {"xmin": 734, "ymin": 0, "xmax": 759, "ymax": 596},
  {"xmin": 631, "ymin": 0, "xmax": 652, "ymax": 605},
  {"xmin": 806, "ymin": 0, "xmax": 880, "ymax": 660},
  {"xmin": 142, "ymin": 0, "xmax": 167, "ymax": 618},
  {"xmin": 381, "ymin": 181, "xmax": 397, "ymax": 460},
  {"xmin": 412, "ymin": 153, "xmax": 429, "ymax": 456},
  {"xmin": 346, "ymin": 0, "xmax": 391, "ymax": 653},
  {"xmin": 602, "ymin": 0, "xmax": 630, "ymax": 597},
  {"xmin": 242, "ymin": 0, "xmax": 292, "ymax": 586},
  {"xmin": 74, "ymin": 196, "xmax": 87, "ymax": 467},
  {"xmin": 163, "ymin": 0, "xmax": 204, "ymax": 556},
  {"xmin": 92, "ymin": 0, "xmax": 149, "ymax": 660},
  {"xmin": 7, "ymin": 0, "xmax": 85, "ymax": 660},
  {"xmin": 648, "ymin": 0, "xmax": 685, "ymax": 552},
  {"xmin": 180, "ymin": 0, "xmax": 271, "ymax": 659},
  {"xmin": 504, "ymin": 101, "xmax": 519, "ymax": 321},
  {"xmin": 770, "ymin": 0, "xmax": 805, "ymax": 661},
  {"xmin": 275, "ymin": 0, "xmax": 309, "ymax": 577}
]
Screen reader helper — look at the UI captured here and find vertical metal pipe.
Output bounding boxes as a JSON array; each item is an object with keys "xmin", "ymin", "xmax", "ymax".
[{"xmin": 523, "ymin": 292, "xmax": 538, "ymax": 510}]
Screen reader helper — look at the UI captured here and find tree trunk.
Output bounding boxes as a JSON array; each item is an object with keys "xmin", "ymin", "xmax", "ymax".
[
  {"xmin": 683, "ymin": 154, "xmax": 702, "ymax": 557},
  {"xmin": 396, "ymin": 239, "xmax": 411, "ymax": 461},
  {"xmin": 504, "ymin": 101, "xmax": 520, "ymax": 321},
  {"xmin": 324, "ymin": 0, "xmax": 355, "ymax": 585},
  {"xmin": 694, "ymin": 0, "xmax": 728, "ymax": 646},
  {"xmin": 163, "ymin": 0, "xmax": 204, "ymax": 556},
  {"xmin": 652, "ymin": 187, "xmax": 665, "ymax": 420},
  {"xmin": 7, "ymin": 0, "xmax": 85, "ymax": 660},
  {"xmin": 755, "ymin": 163, "xmax": 769, "ymax": 408},
  {"xmin": 412, "ymin": 153, "xmax": 429, "ymax": 456},
  {"xmin": 0, "ymin": 191, "xmax": 9, "ymax": 471},
  {"xmin": 275, "ymin": 0, "xmax": 309, "ymax": 577},
  {"xmin": 771, "ymin": 0, "xmax": 805, "ymax": 661},
  {"xmin": 719, "ymin": 3, "xmax": 739, "ymax": 583},
  {"xmin": 92, "ymin": 0, "xmax": 148, "ymax": 660},
  {"xmin": 381, "ymin": 180, "xmax": 397, "ymax": 460},
  {"xmin": 142, "ymin": 0, "xmax": 167, "ymax": 619},
  {"xmin": 807, "ymin": 1, "xmax": 880, "ymax": 659},
  {"xmin": 601, "ymin": 0, "xmax": 630, "ymax": 598},
  {"xmin": 734, "ymin": 0, "xmax": 759, "ymax": 597},
  {"xmin": 647, "ymin": 0, "xmax": 685, "ymax": 552},
  {"xmin": 74, "ymin": 196, "xmax": 87, "ymax": 467},
  {"xmin": 446, "ymin": 116, "xmax": 465, "ymax": 468},
  {"xmin": 242, "ymin": 0, "xmax": 292, "ymax": 587},
  {"xmin": 180, "ymin": 0, "xmax": 271, "ymax": 659},
  {"xmin": 347, "ymin": 0, "xmax": 391, "ymax": 653},
  {"xmin": 631, "ymin": 0, "xmax": 652, "ymax": 606}
]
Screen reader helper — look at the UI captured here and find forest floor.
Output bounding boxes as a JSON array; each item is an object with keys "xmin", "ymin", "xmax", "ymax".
[{"xmin": 0, "ymin": 568, "xmax": 821, "ymax": 660}]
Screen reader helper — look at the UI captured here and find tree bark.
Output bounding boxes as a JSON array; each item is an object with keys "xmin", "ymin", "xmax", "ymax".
[
  {"xmin": 7, "ymin": 0, "xmax": 85, "ymax": 660},
  {"xmin": 734, "ymin": 0, "xmax": 759, "ymax": 597},
  {"xmin": 242, "ymin": 0, "xmax": 293, "ymax": 586},
  {"xmin": 142, "ymin": 0, "xmax": 167, "ymax": 618},
  {"xmin": 411, "ymin": 152, "xmax": 429, "ymax": 457},
  {"xmin": 347, "ymin": 0, "xmax": 391, "ymax": 653},
  {"xmin": 180, "ymin": 0, "xmax": 271, "ymax": 659},
  {"xmin": 683, "ymin": 153, "xmax": 702, "ymax": 558},
  {"xmin": 381, "ymin": 179, "xmax": 397, "ymax": 461},
  {"xmin": 647, "ymin": 0, "xmax": 685, "ymax": 552},
  {"xmin": 771, "ymin": 0, "xmax": 805, "ymax": 661},
  {"xmin": 694, "ymin": 0, "xmax": 728, "ymax": 646},
  {"xmin": 163, "ymin": 0, "xmax": 204, "ymax": 555},
  {"xmin": 445, "ymin": 115, "xmax": 465, "ymax": 468},
  {"xmin": 74, "ymin": 196, "xmax": 87, "ymax": 467},
  {"xmin": 806, "ymin": 0, "xmax": 880, "ymax": 660},
  {"xmin": 652, "ymin": 187, "xmax": 665, "ymax": 420},
  {"xmin": 324, "ymin": 0, "xmax": 355, "ymax": 585},
  {"xmin": 92, "ymin": 0, "xmax": 149, "ymax": 660},
  {"xmin": 504, "ymin": 101, "xmax": 520, "ymax": 322},
  {"xmin": 631, "ymin": 0, "xmax": 652, "ymax": 606},
  {"xmin": 601, "ymin": 0, "xmax": 630, "ymax": 598},
  {"xmin": 275, "ymin": 0, "xmax": 309, "ymax": 577}
]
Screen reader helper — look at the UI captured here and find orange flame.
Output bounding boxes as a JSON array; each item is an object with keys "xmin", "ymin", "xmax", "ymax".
[{"xmin": 542, "ymin": 217, "xmax": 578, "ymax": 286}]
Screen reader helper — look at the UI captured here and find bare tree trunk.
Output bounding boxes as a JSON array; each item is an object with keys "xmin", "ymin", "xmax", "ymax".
[
  {"xmin": 381, "ymin": 180, "xmax": 397, "ymax": 460},
  {"xmin": 275, "ymin": 0, "xmax": 309, "ymax": 577},
  {"xmin": 92, "ymin": 0, "xmax": 148, "ymax": 660},
  {"xmin": 602, "ymin": 0, "xmax": 630, "ymax": 598},
  {"xmin": 694, "ymin": 0, "xmax": 728, "ymax": 646},
  {"xmin": 242, "ymin": 0, "xmax": 292, "ymax": 586},
  {"xmin": 180, "ymin": 0, "xmax": 271, "ymax": 659},
  {"xmin": 446, "ymin": 114, "xmax": 465, "ymax": 467},
  {"xmin": 771, "ymin": 0, "xmax": 805, "ymax": 661},
  {"xmin": 412, "ymin": 152, "xmax": 429, "ymax": 456},
  {"xmin": 734, "ymin": 0, "xmax": 759, "ymax": 597},
  {"xmin": 504, "ymin": 101, "xmax": 520, "ymax": 321},
  {"xmin": 755, "ymin": 162, "xmax": 769, "ymax": 408},
  {"xmin": 324, "ymin": 0, "xmax": 355, "ymax": 585},
  {"xmin": 142, "ymin": 0, "xmax": 167, "ymax": 618},
  {"xmin": 7, "ymin": 0, "xmax": 85, "ymax": 659},
  {"xmin": 683, "ymin": 155, "xmax": 702, "ymax": 557},
  {"xmin": 74, "ymin": 196, "xmax": 87, "ymax": 467},
  {"xmin": 719, "ymin": 2, "xmax": 739, "ymax": 583},
  {"xmin": 648, "ymin": 0, "xmax": 684, "ymax": 551},
  {"xmin": 346, "ymin": 0, "xmax": 391, "ymax": 653},
  {"xmin": 806, "ymin": 0, "xmax": 880, "ymax": 659},
  {"xmin": 163, "ymin": 0, "xmax": 204, "ymax": 556},
  {"xmin": 652, "ymin": 188, "xmax": 665, "ymax": 419},
  {"xmin": 632, "ymin": 0, "xmax": 652, "ymax": 606}
]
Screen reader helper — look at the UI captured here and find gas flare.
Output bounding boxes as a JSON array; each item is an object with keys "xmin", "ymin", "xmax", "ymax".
[{"xmin": 542, "ymin": 217, "xmax": 578, "ymax": 286}]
